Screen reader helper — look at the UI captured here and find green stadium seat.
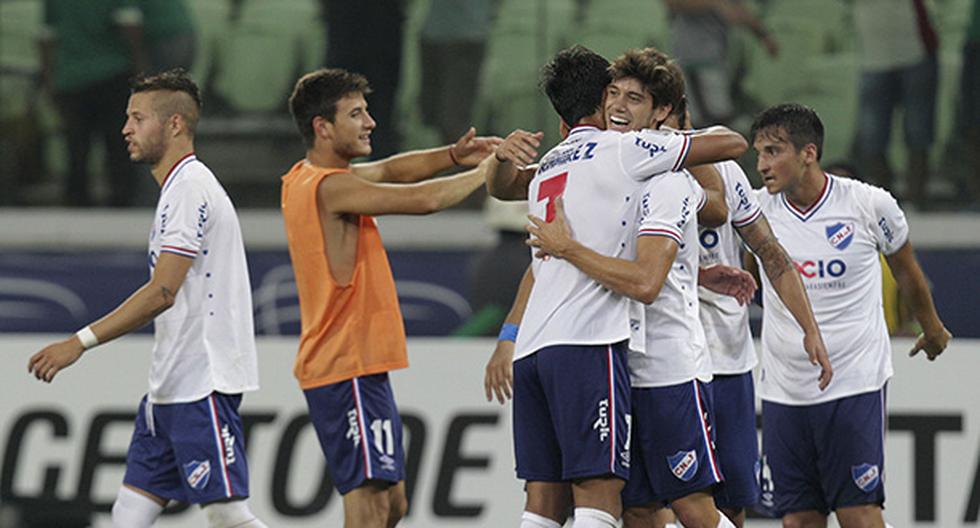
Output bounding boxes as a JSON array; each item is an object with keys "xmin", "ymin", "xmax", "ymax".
[
  {"xmin": 211, "ymin": 0, "xmax": 323, "ymax": 113},
  {"xmin": 477, "ymin": 0, "xmax": 575, "ymax": 144},
  {"xmin": 578, "ymin": 0, "xmax": 670, "ymax": 59},
  {"xmin": 185, "ymin": 0, "xmax": 232, "ymax": 94},
  {"xmin": 0, "ymin": 0, "xmax": 43, "ymax": 117}
]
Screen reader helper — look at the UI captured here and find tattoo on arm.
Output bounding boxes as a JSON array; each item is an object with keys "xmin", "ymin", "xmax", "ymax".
[
  {"xmin": 740, "ymin": 216, "xmax": 793, "ymax": 281},
  {"xmin": 756, "ymin": 238, "xmax": 793, "ymax": 281}
]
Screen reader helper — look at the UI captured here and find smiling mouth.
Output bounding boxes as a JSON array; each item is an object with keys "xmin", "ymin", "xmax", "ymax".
[{"xmin": 609, "ymin": 115, "xmax": 629, "ymax": 127}]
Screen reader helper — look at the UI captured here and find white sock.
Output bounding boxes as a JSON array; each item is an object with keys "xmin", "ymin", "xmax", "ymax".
[
  {"xmin": 716, "ymin": 511, "xmax": 736, "ymax": 528},
  {"xmin": 521, "ymin": 510, "xmax": 564, "ymax": 528},
  {"xmin": 111, "ymin": 486, "xmax": 164, "ymax": 528},
  {"xmin": 573, "ymin": 507, "xmax": 618, "ymax": 528},
  {"xmin": 202, "ymin": 499, "xmax": 268, "ymax": 527}
]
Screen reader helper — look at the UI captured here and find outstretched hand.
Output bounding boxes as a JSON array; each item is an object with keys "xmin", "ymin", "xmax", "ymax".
[
  {"xmin": 451, "ymin": 127, "xmax": 504, "ymax": 166},
  {"xmin": 28, "ymin": 338, "xmax": 85, "ymax": 383},
  {"xmin": 496, "ymin": 129, "xmax": 543, "ymax": 169},
  {"xmin": 526, "ymin": 197, "xmax": 574, "ymax": 259},
  {"xmin": 485, "ymin": 340, "xmax": 515, "ymax": 404},
  {"xmin": 909, "ymin": 327, "xmax": 952, "ymax": 361},
  {"xmin": 698, "ymin": 264, "xmax": 758, "ymax": 305}
]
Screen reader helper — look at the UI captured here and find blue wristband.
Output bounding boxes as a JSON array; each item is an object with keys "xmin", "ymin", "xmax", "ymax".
[{"xmin": 498, "ymin": 323, "xmax": 519, "ymax": 342}]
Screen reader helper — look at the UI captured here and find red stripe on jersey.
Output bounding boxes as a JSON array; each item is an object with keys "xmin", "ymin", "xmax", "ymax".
[
  {"xmin": 161, "ymin": 245, "xmax": 198, "ymax": 255},
  {"xmin": 732, "ymin": 207, "xmax": 763, "ymax": 228},
  {"xmin": 161, "ymin": 153, "xmax": 195, "ymax": 191},
  {"xmin": 638, "ymin": 228, "xmax": 683, "ymax": 245}
]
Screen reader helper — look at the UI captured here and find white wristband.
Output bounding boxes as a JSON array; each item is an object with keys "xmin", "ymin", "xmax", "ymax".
[{"xmin": 75, "ymin": 326, "xmax": 99, "ymax": 349}]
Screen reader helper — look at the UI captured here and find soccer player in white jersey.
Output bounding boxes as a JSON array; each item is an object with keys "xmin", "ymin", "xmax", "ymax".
[
  {"xmin": 485, "ymin": 45, "xmax": 748, "ymax": 528},
  {"xmin": 525, "ymin": 47, "xmax": 759, "ymax": 528},
  {"xmin": 747, "ymin": 103, "xmax": 951, "ymax": 528},
  {"xmin": 27, "ymin": 70, "xmax": 267, "ymax": 528},
  {"xmin": 651, "ymin": 105, "xmax": 829, "ymax": 526}
]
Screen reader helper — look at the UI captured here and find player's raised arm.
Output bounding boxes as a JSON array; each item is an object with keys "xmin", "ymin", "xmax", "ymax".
[
  {"xmin": 687, "ymin": 163, "xmax": 728, "ymax": 227},
  {"xmin": 352, "ymin": 127, "xmax": 502, "ymax": 184},
  {"xmin": 738, "ymin": 214, "xmax": 832, "ymax": 390},
  {"xmin": 485, "ymin": 266, "xmax": 534, "ymax": 404},
  {"xmin": 321, "ymin": 155, "xmax": 493, "ymax": 216},
  {"xmin": 27, "ymin": 252, "xmax": 193, "ymax": 382},
  {"xmin": 682, "ymin": 126, "xmax": 749, "ymax": 168},
  {"xmin": 486, "ymin": 129, "xmax": 544, "ymax": 200}
]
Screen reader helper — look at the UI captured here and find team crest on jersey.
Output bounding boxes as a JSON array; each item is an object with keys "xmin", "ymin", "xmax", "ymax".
[
  {"xmin": 667, "ymin": 450, "xmax": 698, "ymax": 481},
  {"xmin": 851, "ymin": 463, "xmax": 880, "ymax": 492},
  {"xmin": 826, "ymin": 222, "xmax": 855, "ymax": 250},
  {"xmin": 184, "ymin": 459, "xmax": 211, "ymax": 490}
]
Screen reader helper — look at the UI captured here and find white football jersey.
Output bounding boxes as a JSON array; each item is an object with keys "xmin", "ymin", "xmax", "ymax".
[
  {"xmin": 698, "ymin": 161, "xmax": 763, "ymax": 375},
  {"xmin": 515, "ymin": 125, "xmax": 693, "ymax": 361},
  {"xmin": 627, "ymin": 172, "xmax": 710, "ymax": 387},
  {"xmin": 147, "ymin": 154, "xmax": 260, "ymax": 403},
  {"xmin": 754, "ymin": 174, "xmax": 908, "ymax": 404}
]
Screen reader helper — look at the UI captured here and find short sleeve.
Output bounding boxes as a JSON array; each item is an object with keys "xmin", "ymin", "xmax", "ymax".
[
  {"xmin": 159, "ymin": 181, "xmax": 209, "ymax": 259},
  {"xmin": 618, "ymin": 129, "xmax": 692, "ymax": 182},
  {"xmin": 636, "ymin": 174, "xmax": 700, "ymax": 246},
  {"xmin": 721, "ymin": 162, "xmax": 762, "ymax": 228},
  {"xmin": 870, "ymin": 186, "xmax": 908, "ymax": 255}
]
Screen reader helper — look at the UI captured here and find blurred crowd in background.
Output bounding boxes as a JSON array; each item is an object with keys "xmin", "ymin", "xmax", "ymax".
[{"xmin": 0, "ymin": 0, "xmax": 977, "ymax": 212}]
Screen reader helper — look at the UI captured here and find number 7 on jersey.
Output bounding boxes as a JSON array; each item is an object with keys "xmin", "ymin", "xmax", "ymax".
[{"xmin": 538, "ymin": 172, "xmax": 568, "ymax": 222}]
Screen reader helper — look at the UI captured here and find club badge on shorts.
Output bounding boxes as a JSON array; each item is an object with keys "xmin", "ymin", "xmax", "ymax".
[
  {"xmin": 851, "ymin": 463, "xmax": 880, "ymax": 492},
  {"xmin": 667, "ymin": 450, "xmax": 699, "ymax": 481},
  {"xmin": 184, "ymin": 459, "xmax": 212, "ymax": 491}
]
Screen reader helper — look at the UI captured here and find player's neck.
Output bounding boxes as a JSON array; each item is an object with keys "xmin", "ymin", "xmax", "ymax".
[
  {"xmin": 785, "ymin": 165, "xmax": 828, "ymax": 209},
  {"xmin": 306, "ymin": 146, "xmax": 352, "ymax": 170},
  {"xmin": 577, "ymin": 111, "xmax": 605, "ymax": 130},
  {"xmin": 151, "ymin": 142, "xmax": 195, "ymax": 187}
]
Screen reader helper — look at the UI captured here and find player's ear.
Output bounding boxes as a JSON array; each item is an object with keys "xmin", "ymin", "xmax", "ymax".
[
  {"xmin": 167, "ymin": 114, "xmax": 183, "ymax": 138},
  {"xmin": 802, "ymin": 143, "xmax": 819, "ymax": 164},
  {"xmin": 652, "ymin": 103, "xmax": 672, "ymax": 128},
  {"xmin": 312, "ymin": 115, "xmax": 334, "ymax": 142},
  {"xmin": 559, "ymin": 119, "xmax": 570, "ymax": 138}
]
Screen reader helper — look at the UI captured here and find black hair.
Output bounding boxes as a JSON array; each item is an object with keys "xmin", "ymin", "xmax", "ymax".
[
  {"xmin": 539, "ymin": 45, "xmax": 611, "ymax": 127},
  {"xmin": 130, "ymin": 68, "xmax": 202, "ymax": 133},
  {"xmin": 289, "ymin": 68, "xmax": 372, "ymax": 148},
  {"xmin": 750, "ymin": 103, "xmax": 825, "ymax": 160}
]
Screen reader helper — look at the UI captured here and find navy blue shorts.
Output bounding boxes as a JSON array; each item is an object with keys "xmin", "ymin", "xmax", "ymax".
[
  {"xmin": 123, "ymin": 393, "xmax": 249, "ymax": 504},
  {"xmin": 623, "ymin": 379, "xmax": 723, "ymax": 507},
  {"xmin": 304, "ymin": 373, "xmax": 405, "ymax": 495},
  {"xmin": 760, "ymin": 387, "xmax": 887, "ymax": 517},
  {"xmin": 709, "ymin": 372, "xmax": 761, "ymax": 509},
  {"xmin": 513, "ymin": 341, "xmax": 631, "ymax": 482}
]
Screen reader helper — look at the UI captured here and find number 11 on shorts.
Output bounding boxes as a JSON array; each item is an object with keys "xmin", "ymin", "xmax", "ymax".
[{"xmin": 371, "ymin": 418, "xmax": 395, "ymax": 455}]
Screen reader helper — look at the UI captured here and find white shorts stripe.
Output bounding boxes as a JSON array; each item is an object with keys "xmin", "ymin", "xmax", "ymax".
[
  {"xmin": 607, "ymin": 345, "xmax": 616, "ymax": 473},
  {"xmin": 352, "ymin": 378, "xmax": 373, "ymax": 480},
  {"xmin": 208, "ymin": 395, "xmax": 233, "ymax": 497},
  {"xmin": 692, "ymin": 381, "xmax": 722, "ymax": 482}
]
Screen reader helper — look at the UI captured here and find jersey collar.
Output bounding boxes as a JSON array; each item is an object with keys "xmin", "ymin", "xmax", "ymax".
[
  {"xmin": 161, "ymin": 153, "xmax": 197, "ymax": 193},
  {"xmin": 569, "ymin": 124, "xmax": 600, "ymax": 135},
  {"xmin": 781, "ymin": 173, "xmax": 833, "ymax": 222}
]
